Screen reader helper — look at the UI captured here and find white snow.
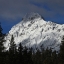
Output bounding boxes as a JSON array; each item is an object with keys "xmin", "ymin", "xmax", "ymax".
[{"xmin": 4, "ymin": 13, "xmax": 64, "ymax": 51}]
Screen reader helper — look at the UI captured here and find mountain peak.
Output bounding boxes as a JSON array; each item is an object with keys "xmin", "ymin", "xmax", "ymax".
[
  {"xmin": 4, "ymin": 13, "xmax": 64, "ymax": 51},
  {"xmin": 23, "ymin": 12, "xmax": 42, "ymax": 21}
]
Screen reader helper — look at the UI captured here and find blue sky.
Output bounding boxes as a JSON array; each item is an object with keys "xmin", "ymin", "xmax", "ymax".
[{"xmin": 0, "ymin": 0, "xmax": 64, "ymax": 33}]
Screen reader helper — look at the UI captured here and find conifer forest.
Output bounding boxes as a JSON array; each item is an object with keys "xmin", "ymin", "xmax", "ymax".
[{"xmin": 0, "ymin": 23, "xmax": 64, "ymax": 64}]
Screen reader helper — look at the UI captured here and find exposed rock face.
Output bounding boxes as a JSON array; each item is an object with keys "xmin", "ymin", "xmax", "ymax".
[{"xmin": 4, "ymin": 13, "xmax": 64, "ymax": 51}]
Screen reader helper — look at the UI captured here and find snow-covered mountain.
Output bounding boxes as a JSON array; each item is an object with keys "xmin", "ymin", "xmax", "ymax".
[{"xmin": 4, "ymin": 13, "xmax": 64, "ymax": 51}]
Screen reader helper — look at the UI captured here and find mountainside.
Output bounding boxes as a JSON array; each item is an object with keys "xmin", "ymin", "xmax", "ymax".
[{"xmin": 4, "ymin": 13, "xmax": 64, "ymax": 51}]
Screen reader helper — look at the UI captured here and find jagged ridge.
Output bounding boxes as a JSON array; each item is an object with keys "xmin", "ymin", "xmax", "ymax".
[{"xmin": 4, "ymin": 13, "xmax": 64, "ymax": 51}]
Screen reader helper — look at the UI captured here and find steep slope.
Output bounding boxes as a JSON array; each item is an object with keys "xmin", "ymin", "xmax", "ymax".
[{"xmin": 4, "ymin": 13, "xmax": 64, "ymax": 51}]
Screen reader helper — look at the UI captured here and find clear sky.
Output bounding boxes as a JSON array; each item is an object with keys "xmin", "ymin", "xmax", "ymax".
[{"xmin": 0, "ymin": 0, "xmax": 64, "ymax": 33}]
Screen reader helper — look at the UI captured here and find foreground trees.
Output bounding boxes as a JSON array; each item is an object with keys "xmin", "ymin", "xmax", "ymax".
[
  {"xmin": 58, "ymin": 36, "xmax": 64, "ymax": 64},
  {"xmin": 0, "ymin": 23, "xmax": 64, "ymax": 64},
  {"xmin": 0, "ymin": 23, "xmax": 5, "ymax": 64}
]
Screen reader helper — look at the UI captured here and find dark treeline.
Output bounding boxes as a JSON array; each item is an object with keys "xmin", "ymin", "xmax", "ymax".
[{"xmin": 0, "ymin": 23, "xmax": 64, "ymax": 64}]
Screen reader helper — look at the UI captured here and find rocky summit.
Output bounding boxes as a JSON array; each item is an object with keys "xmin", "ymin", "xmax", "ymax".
[{"xmin": 4, "ymin": 13, "xmax": 64, "ymax": 51}]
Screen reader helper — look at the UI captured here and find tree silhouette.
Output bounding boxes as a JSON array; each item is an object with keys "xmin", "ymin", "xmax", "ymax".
[
  {"xmin": 0, "ymin": 23, "xmax": 5, "ymax": 64},
  {"xmin": 59, "ymin": 36, "xmax": 64, "ymax": 63},
  {"xmin": 9, "ymin": 35, "xmax": 16, "ymax": 64}
]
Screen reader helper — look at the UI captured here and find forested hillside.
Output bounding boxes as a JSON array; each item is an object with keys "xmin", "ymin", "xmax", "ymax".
[{"xmin": 0, "ymin": 23, "xmax": 64, "ymax": 64}]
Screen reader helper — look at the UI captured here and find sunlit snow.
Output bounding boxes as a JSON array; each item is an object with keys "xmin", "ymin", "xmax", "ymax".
[{"xmin": 4, "ymin": 13, "xmax": 64, "ymax": 51}]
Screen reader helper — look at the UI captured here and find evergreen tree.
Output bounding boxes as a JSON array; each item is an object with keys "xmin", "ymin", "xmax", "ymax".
[
  {"xmin": 9, "ymin": 35, "xmax": 16, "ymax": 64},
  {"xmin": 0, "ymin": 23, "xmax": 5, "ymax": 64},
  {"xmin": 0, "ymin": 23, "xmax": 5, "ymax": 52},
  {"xmin": 59, "ymin": 36, "xmax": 64, "ymax": 64},
  {"xmin": 51, "ymin": 51, "xmax": 58, "ymax": 64},
  {"xmin": 18, "ymin": 43, "xmax": 23, "ymax": 64},
  {"xmin": 9, "ymin": 35, "xmax": 16, "ymax": 53},
  {"xmin": 42, "ymin": 48, "xmax": 52, "ymax": 64},
  {"xmin": 35, "ymin": 49, "xmax": 42, "ymax": 64},
  {"xmin": 27, "ymin": 48, "xmax": 33, "ymax": 64},
  {"xmin": 23, "ymin": 46, "xmax": 28, "ymax": 64}
]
